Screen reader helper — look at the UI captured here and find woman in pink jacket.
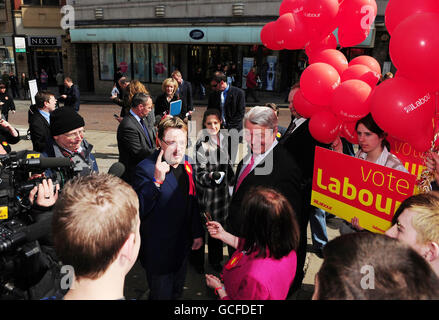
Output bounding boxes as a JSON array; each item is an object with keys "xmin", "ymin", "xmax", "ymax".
[{"xmin": 205, "ymin": 186, "xmax": 300, "ymax": 300}]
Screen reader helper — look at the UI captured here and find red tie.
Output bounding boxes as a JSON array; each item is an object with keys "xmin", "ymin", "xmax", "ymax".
[{"xmin": 235, "ymin": 156, "xmax": 254, "ymax": 192}]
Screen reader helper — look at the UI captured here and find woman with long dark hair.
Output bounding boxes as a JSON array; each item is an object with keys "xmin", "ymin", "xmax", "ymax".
[{"xmin": 205, "ymin": 186, "xmax": 300, "ymax": 300}]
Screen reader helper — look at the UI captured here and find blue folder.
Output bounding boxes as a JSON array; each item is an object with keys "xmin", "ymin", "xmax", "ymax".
[{"xmin": 170, "ymin": 100, "xmax": 182, "ymax": 116}]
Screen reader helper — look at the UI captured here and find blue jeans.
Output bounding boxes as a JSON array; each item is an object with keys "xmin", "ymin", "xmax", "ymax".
[{"xmin": 309, "ymin": 207, "xmax": 328, "ymax": 250}]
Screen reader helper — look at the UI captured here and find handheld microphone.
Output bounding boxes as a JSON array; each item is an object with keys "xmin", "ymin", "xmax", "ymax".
[
  {"xmin": 108, "ymin": 162, "xmax": 125, "ymax": 178},
  {"xmin": 212, "ymin": 171, "xmax": 221, "ymax": 180}
]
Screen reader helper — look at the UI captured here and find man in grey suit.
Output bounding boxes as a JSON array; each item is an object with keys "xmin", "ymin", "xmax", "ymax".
[{"xmin": 117, "ymin": 92, "xmax": 156, "ymax": 184}]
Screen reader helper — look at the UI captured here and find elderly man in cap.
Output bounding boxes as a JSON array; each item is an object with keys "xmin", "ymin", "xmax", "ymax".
[{"xmin": 44, "ymin": 107, "xmax": 98, "ymax": 176}]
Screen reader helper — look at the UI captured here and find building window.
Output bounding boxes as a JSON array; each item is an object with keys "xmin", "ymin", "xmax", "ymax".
[
  {"xmin": 98, "ymin": 43, "xmax": 114, "ymax": 81},
  {"xmin": 0, "ymin": 0, "xmax": 5, "ymax": 9},
  {"xmin": 23, "ymin": 0, "xmax": 60, "ymax": 5},
  {"xmin": 115, "ymin": 43, "xmax": 132, "ymax": 80},
  {"xmin": 133, "ymin": 44, "xmax": 150, "ymax": 83},
  {"xmin": 151, "ymin": 44, "xmax": 168, "ymax": 83}
]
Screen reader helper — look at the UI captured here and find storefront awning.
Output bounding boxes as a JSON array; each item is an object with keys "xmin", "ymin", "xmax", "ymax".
[{"xmin": 70, "ymin": 26, "xmax": 375, "ymax": 47}]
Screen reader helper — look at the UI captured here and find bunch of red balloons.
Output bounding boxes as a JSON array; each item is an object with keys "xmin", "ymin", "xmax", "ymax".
[
  {"xmin": 297, "ymin": 52, "xmax": 380, "ymax": 144},
  {"xmin": 369, "ymin": 0, "xmax": 439, "ymax": 152},
  {"xmin": 260, "ymin": 0, "xmax": 377, "ymax": 51}
]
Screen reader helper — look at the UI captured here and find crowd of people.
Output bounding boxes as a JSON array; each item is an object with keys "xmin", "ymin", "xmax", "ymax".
[{"xmin": 1, "ymin": 65, "xmax": 439, "ymax": 301}]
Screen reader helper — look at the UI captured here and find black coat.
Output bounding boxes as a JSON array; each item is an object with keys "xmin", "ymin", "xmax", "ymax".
[
  {"xmin": 62, "ymin": 84, "xmax": 80, "ymax": 111},
  {"xmin": 154, "ymin": 93, "xmax": 180, "ymax": 118},
  {"xmin": 207, "ymin": 85, "xmax": 245, "ymax": 131},
  {"xmin": 0, "ymin": 92, "xmax": 15, "ymax": 114},
  {"xmin": 117, "ymin": 112, "xmax": 156, "ymax": 184},
  {"xmin": 28, "ymin": 105, "xmax": 51, "ymax": 153},
  {"xmin": 177, "ymin": 80, "xmax": 193, "ymax": 114},
  {"xmin": 227, "ymin": 143, "xmax": 303, "ymax": 237}
]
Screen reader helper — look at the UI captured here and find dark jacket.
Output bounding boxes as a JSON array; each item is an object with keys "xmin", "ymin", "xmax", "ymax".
[
  {"xmin": 28, "ymin": 105, "xmax": 51, "ymax": 153},
  {"xmin": 133, "ymin": 151, "xmax": 204, "ymax": 274},
  {"xmin": 62, "ymin": 84, "xmax": 80, "ymax": 111},
  {"xmin": 117, "ymin": 112, "xmax": 156, "ymax": 184},
  {"xmin": 0, "ymin": 92, "xmax": 15, "ymax": 114},
  {"xmin": 177, "ymin": 80, "xmax": 193, "ymax": 114},
  {"xmin": 207, "ymin": 85, "xmax": 246, "ymax": 131},
  {"xmin": 154, "ymin": 93, "xmax": 180, "ymax": 118},
  {"xmin": 227, "ymin": 143, "xmax": 303, "ymax": 237}
]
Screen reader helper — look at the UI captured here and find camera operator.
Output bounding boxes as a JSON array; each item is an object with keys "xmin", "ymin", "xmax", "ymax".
[
  {"xmin": 44, "ymin": 107, "xmax": 98, "ymax": 175},
  {"xmin": 0, "ymin": 116, "xmax": 20, "ymax": 155}
]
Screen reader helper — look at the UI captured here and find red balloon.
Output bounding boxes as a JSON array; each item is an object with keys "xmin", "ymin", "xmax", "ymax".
[
  {"xmin": 279, "ymin": 0, "xmax": 306, "ymax": 16},
  {"xmin": 330, "ymin": 79, "xmax": 372, "ymax": 122},
  {"xmin": 309, "ymin": 111, "xmax": 341, "ymax": 144},
  {"xmin": 337, "ymin": 0, "xmax": 377, "ymax": 30},
  {"xmin": 341, "ymin": 121, "xmax": 359, "ymax": 145},
  {"xmin": 349, "ymin": 55, "xmax": 381, "ymax": 75},
  {"xmin": 337, "ymin": 24, "xmax": 370, "ymax": 48},
  {"xmin": 300, "ymin": 0, "xmax": 339, "ymax": 42},
  {"xmin": 300, "ymin": 62, "xmax": 341, "ymax": 106},
  {"xmin": 305, "ymin": 33, "xmax": 338, "ymax": 57},
  {"xmin": 385, "ymin": 0, "xmax": 439, "ymax": 36},
  {"xmin": 275, "ymin": 13, "xmax": 307, "ymax": 50},
  {"xmin": 260, "ymin": 21, "xmax": 283, "ymax": 50},
  {"xmin": 389, "ymin": 13, "xmax": 439, "ymax": 85},
  {"xmin": 341, "ymin": 64, "xmax": 380, "ymax": 88},
  {"xmin": 369, "ymin": 77, "xmax": 435, "ymax": 151},
  {"xmin": 309, "ymin": 49, "xmax": 348, "ymax": 76},
  {"xmin": 293, "ymin": 88, "xmax": 327, "ymax": 118}
]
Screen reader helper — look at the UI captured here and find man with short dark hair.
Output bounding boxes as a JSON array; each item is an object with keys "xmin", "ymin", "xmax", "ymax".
[
  {"xmin": 29, "ymin": 91, "xmax": 57, "ymax": 152},
  {"xmin": 207, "ymin": 71, "xmax": 245, "ymax": 132},
  {"xmin": 133, "ymin": 117, "xmax": 204, "ymax": 300},
  {"xmin": 117, "ymin": 92, "xmax": 156, "ymax": 184},
  {"xmin": 60, "ymin": 77, "xmax": 80, "ymax": 111}
]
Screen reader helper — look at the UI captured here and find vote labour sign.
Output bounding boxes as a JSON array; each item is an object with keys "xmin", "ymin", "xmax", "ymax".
[
  {"xmin": 388, "ymin": 136, "xmax": 426, "ymax": 179},
  {"xmin": 311, "ymin": 147, "xmax": 417, "ymax": 233}
]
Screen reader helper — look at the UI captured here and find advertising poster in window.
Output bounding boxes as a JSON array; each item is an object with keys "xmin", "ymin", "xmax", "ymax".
[
  {"xmin": 265, "ymin": 56, "xmax": 277, "ymax": 91},
  {"xmin": 99, "ymin": 44, "xmax": 114, "ymax": 81},
  {"xmin": 133, "ymin": 44, "xmax": 150, "ymax": 82},
  {"xmin": 151, "ymin": 44, "xmax": 168, "ymax": 83},
  {"xmin": 116, "ymin": 44, "xmax": 131, "ymax": 77},
  {"xmin": 242, "ymin": 57, "xmax": 254, "ymax": 90}
]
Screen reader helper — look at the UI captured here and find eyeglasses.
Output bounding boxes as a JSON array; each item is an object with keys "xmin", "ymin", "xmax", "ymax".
[
  {"xmin": 63, "ymin": 129, "xmax": 85, "ymax": 139},
  {"xmin": 160, "ymin": 138, "xmax": 186, "ymax": 148}
]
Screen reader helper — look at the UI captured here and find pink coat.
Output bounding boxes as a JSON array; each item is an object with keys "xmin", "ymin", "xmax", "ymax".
[{"xmin": 221, "ymin": 239, "xmax": 297, "ymax": 300}]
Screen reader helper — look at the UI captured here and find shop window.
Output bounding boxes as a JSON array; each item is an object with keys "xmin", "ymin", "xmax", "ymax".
[
  {"xmin": 116, "ymin": 43, "xmax": 132, "ymax": 79},
  {"xmin": 133, "ymin": 44, "xmax": 150, "ymax": 83},
  {"xmin": 151, "ymin": 44, "xmax": 168, "ymax": 83},
  {"xmin": 98, "ymin": 43, "xmax": 114, "ymax": 81}
]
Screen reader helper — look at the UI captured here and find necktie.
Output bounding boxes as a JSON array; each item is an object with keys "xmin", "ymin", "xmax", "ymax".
[
  {"xmin": 235, "ymin": 155, "xmax": 255, "ymax": 192},
  {"xmin": 220, "ymin": 92, "xmax": 226, "ymax": 125},
  {"xmin": 282, "ymin": 120, "xmax": 297, "ymax": 142},
  {"xmin": 140, "ymin": 118, "xmax": 152, "ymax": 148}
]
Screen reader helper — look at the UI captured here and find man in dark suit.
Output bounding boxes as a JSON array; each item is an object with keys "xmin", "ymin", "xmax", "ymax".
[
  {"xmin": 172, "ymin": 70, "xmax": 193, "ymax": 120},
  {"xmin": 133, "ymin": 117, "xmax": 204, "ymax": 300},
  {"xmin": 279, "ymin": 85, "xmax": 332, "ymax": 292},
  {"xmin": 29, "ymin": 91, "xmax": 57, "ymax": 153},
  {"xmin": 117, "ymin": 92, "xmax": 156, "ymax": 185},
  {"xmin": 208, "ymin": 72, "xmax": 245, "ymax": 164},
  {"xmin": 227, "ymin": 106, "xmax": 303, "ymax": 244},
  {"xmin": 60, "ymin": 77, "xmax": 80, "ymax": 111},
  {"xmin": 207, "ymin": 72, "xmax": 245, "ymax": 132}
]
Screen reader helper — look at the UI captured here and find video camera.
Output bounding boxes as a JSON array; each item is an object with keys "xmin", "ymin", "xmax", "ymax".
[{"xmin": 0, "ymin": 150, "xmax": 73, "ymax": 300}]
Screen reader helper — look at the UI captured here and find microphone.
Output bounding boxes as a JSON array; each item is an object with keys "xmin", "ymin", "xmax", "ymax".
[
  {"xmin": 108, "ymin": 162, "xmax": 125, "ymax": 178},
  {"xmin": 212, "ymin": 171, "xmax": 221, "ymax": 180},
  {"xmin": 19, "ymin": 157, "xmax": 72, "ymax": 169},
  {"xmin": 0, "ymin": 213, "xmax": 52, "ymax": 252},
  {"xmin": 211, "ymin": 171, "xmax": 225, "ymax": 184}
]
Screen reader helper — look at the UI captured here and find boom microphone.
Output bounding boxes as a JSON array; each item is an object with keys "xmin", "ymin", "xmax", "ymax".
[{"xmin": 19, "ymin": 157, "xmax": 72, "ymax": 170}]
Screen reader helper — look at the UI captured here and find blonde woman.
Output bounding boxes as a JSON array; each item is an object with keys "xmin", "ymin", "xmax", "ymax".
[{"xmin": 154, "ymin": 78, "xmax": 179, "ymax": 120}]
